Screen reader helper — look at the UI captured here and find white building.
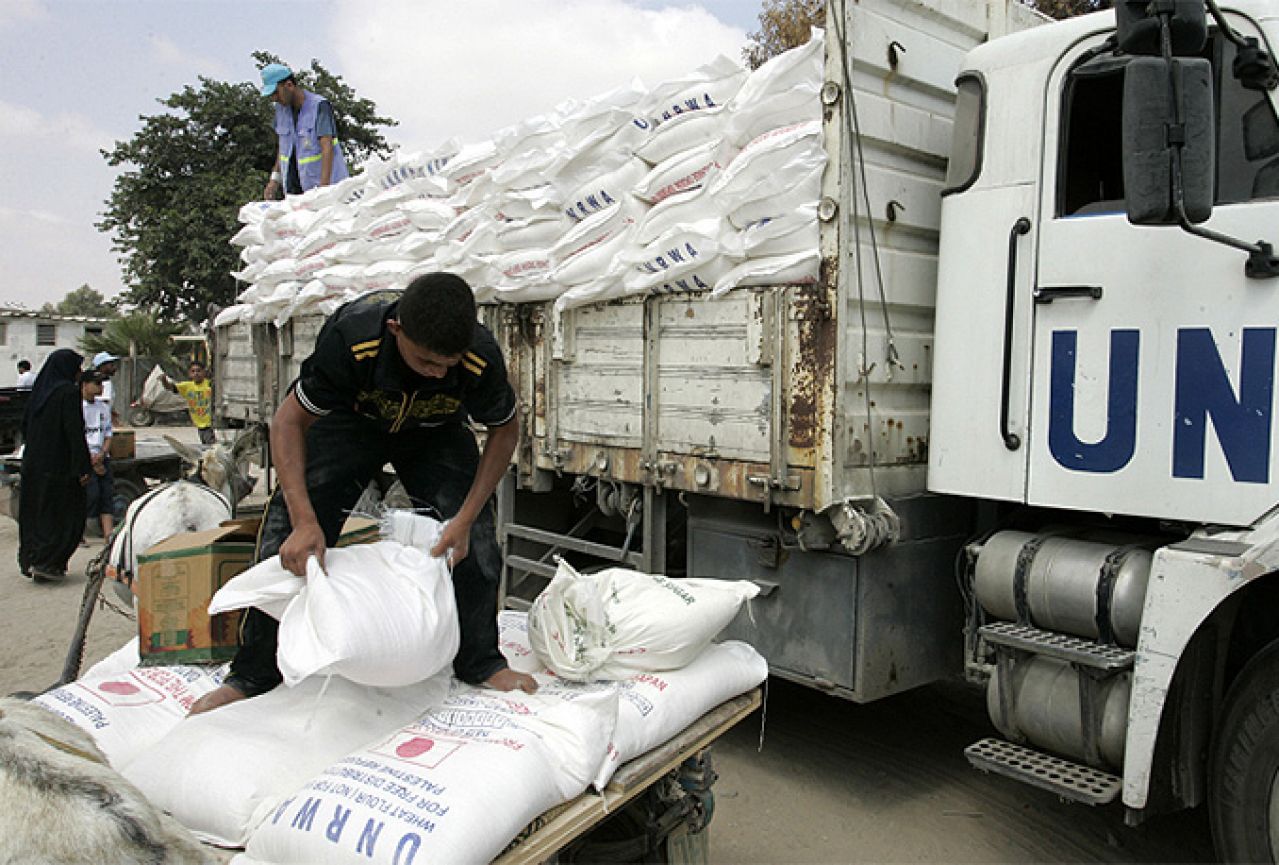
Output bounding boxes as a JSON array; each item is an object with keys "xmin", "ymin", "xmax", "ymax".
[{"xmin": 0, "ymin": 308, "xmax": 110, "ymax": 386}]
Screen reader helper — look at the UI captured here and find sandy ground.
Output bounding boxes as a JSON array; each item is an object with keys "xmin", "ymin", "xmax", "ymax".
[
  {"xmin": 0, "ymin": 424, "xmax": 1219, "ymax": 863},
  {"xmin": 710, "ymin": 678, "xmax": 1216, "ymax": 863}
]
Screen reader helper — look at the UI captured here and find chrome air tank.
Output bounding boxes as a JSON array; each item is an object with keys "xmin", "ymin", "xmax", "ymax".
[
  {"xmin": 974, "ymin": 531, "xmax": 1153, "ymax": 647},
  {"xmin": 987, "ymin": 655, "xmax": 1131, "ymax": 770}
]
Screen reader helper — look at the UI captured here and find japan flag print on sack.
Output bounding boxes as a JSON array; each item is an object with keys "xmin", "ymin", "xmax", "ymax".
[{"xmin": 239, "ymin": 680, "xmax": 616, "ymax": 865}]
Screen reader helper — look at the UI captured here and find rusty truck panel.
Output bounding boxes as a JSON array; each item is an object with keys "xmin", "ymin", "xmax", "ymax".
[{"xmin": 211, "ymin": 320, "xmax": 277, "ymax": 426}]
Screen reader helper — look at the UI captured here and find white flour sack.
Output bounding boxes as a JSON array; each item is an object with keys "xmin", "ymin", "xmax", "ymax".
[
  {"xmin": 123, "ymin": 674, "xmax": 450, "ymax": 847},
  {"xmin": 33, "ymin": 663, "xmax": 226, "ymax": 768},
  {"xmin": 550, "ymin": 197, "xmax": 645, "ymax": 287},
  {"xmin": 633, "ymin": 187, "xmax": 716, "ymax": 246},
  {"xmin": 707, "ymin": 120, "xmax": 826, "ymax": 215},
  {"xmin": 631, "ymin": 55, "xmax": 747, "ymax": 153},
  {"xmin": 732, "ymin": 204, "xmax": 820, "ymax": 258},
  {"xmin": 527, "ymin": 558, "xmax": 760, "ymax": 680},
  {"xmin": 620, "ymin": 217, "xmax": 736, "ymax": 296},
  {"xmin": 553, "ymin": 273, "xmax": 623, "ymax": 312},
  {"xmin": 728, "ymin": 162, "xmax": 825, "ymax": 229},
  {"xmin": 497, "ymin": 612, "xmax": 767, "ymax": 790},
  {"xmin": 561, "ymin": 157, "xmax": 648, "ymax": 222},
  {"xmin": 633, "ymin": 139, "xmax": 732, "ymax": 205},
  {"xmin": 634, "ymin": 111, "xmax": 728, "ymax": 166},
  {"xmin": 724, "ymin": 29, "xmax": 824, "ymax": 146},
  {"xmin": 239, "ymin": 680, "xmax": 617, "ymax": 865},
  {"xmin": 209, "ymin": 540, "xmax": 459, "ymax": 688},
  {"xmin": 712, "ymin": 249, "xmax": 821, "ymax": 298},
  {"xmin": 495, "ymin": 215, "xmax": 567, "ymax": 251}
]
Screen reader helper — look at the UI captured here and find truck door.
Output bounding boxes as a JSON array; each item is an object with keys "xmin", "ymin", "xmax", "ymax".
[{"xmin": 1028, "ymin": 21, "xmax": 1279, "ymax": 526}]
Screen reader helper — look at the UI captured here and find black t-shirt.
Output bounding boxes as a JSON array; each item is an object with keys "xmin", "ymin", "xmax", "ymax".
[{"xmin": 292, "ymin": 291, "xmax": 517, "ymax": 431}]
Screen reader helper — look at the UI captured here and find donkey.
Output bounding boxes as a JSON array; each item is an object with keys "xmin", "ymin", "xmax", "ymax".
[
  {"xmin": 105, "ymin": 427, "xmax": 263, "ymax": 588},
  {"xmin": 0, "ymin": 698, "xmax": 212, "ymax": 864},
  {"xmin": 52, "ymin": 427, "xmax": 264, "ymax": 689}
]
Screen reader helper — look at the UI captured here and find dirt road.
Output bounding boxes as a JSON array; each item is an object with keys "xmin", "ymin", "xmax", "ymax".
[
  {"xmin": 711, "ymin": 677, "xmax": 1216, "ymax": 863},
  {"xmin": 0, "ymin": 424, "xmax": 1218, "ymax": 863}
]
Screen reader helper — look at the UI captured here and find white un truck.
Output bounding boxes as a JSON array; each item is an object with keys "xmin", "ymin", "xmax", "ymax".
[{"xmin": 214, "ymin": 0, "xmax": 1279, "ymax": 859}]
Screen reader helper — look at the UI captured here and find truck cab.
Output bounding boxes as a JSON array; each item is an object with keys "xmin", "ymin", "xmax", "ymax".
[{"xmin": 930, "ymin": 6, "xmax": 1279, "ymax": 859}]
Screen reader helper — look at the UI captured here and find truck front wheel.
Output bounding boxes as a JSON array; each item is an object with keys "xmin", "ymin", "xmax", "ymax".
[{"xmin": 1210, "ymin": 636, "xmax": 1279, "ymax": 863}]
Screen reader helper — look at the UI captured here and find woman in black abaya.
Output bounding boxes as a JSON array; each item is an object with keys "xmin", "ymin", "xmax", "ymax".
[{"xmin": 18, "ymin": 349, "xmax": 91, "ymax": 580}]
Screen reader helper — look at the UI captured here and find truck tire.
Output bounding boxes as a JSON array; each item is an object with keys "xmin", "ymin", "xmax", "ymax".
[
  {"xmin": 1209, "ymin": 636, "xmax": 1279, "ymax": 864},
  {"xmin": 112, "ymin": 478, "xmax": 146, "ymax": 521},
  {"xmin": 129, "ymin": 406, "xmax": 154, "ymax": 427}
]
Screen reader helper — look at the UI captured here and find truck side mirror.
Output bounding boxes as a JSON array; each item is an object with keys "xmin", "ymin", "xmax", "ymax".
[
  {"xmin": 1122, "ymin": 57, "xmax": 1215, "ymax": 225},
  {"xmin": 1114, "ymin": 0, "xmax": 1207, "ymax": 56}
]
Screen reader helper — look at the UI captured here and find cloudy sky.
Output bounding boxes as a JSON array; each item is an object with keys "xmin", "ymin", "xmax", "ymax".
[{"xmin": 0, "ymin": 0, "xmax": 758, "ymax": 310}]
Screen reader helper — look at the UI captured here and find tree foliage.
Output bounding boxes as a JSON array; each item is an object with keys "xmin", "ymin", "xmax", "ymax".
[
  {"xmin": 1028, "ymin": 0, "xmax": 1109, "ymax": 19},
  {"xmin": 98, "ymin": 55, "xmax": 396, "ymax": 323},
  {"xmin": 41, "ymin": 284, "xmax": 116, "ymax": 319},
  {"xmin": 743, "ymin": 0, "xmax": 825, "ymax": 70},
  {"xmin": 80, "ymin": 313, "xmax": 182, "ymax": 364}
]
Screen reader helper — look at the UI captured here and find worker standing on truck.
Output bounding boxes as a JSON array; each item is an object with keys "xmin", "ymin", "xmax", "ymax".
[
  {"xmin": 161, "ymin": 361, "xmax": 216, "ymax": 445},
  {"xmin": 259, "ymin": 63, "xmax": 349, "ymax": 199},
  {"xmin": 190, "ymin": 273, "xmax": 537, "ymax": 714}
]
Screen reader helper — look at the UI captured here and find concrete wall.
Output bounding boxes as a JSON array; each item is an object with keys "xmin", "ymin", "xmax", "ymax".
[{"xmin": 0, "ymin": 313, "xmax": 108, "ymax": 386}]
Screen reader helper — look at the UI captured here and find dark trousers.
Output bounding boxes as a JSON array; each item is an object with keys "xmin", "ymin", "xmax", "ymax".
[
  {"xmin": 225, "ymin": 415, "xmax": 506, "ymax": 696},
  {"xmin": 85, "ymin": 458, "xmax": 114, "ymax": 518}
]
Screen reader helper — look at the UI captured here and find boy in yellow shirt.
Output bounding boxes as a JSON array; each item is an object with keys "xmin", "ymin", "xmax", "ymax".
[{"xmin": 163, "ymin": 361, "xmax": 215, "ymax": 445}]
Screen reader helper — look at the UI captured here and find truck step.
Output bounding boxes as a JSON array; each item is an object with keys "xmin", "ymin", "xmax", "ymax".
[
  {"xmin": 965, "ymin": 738, "xmax": 1121, "ymax": 805},
  {"xmin": 980, "ymin": 621, "xmax": 1134, "ymax": 671}
]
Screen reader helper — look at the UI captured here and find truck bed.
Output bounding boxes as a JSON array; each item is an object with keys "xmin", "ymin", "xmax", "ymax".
[{"xmin": 485, "ymin": 0, "xmax": 1043, "ymax": 514}]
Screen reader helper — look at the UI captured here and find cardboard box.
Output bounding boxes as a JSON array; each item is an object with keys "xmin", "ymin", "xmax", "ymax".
[
  {"xmin": 109, "ymin": 430, "xmax": 136, "ymax": 460},
  {"xmin": 136, "ymin": 515, "xmax": 382, "ymax": 666},
  {"xmin": 137, "ymin": 522, "xmax": 255, "ymax": 665}
]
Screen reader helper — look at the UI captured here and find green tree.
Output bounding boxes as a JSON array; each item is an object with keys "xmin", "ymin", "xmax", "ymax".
[
  {"xmin": 80, "ymin": 313, "xmax": 182, "ymax": 365},
  {"xmin": 743, "ymin": 0, "xmax": 825, "ymax": 70},
  {"xmin": 1028, "ymin": 0, "xmax": 1108, "ymax": 18},
  {"xmin": 98, "ymin": 56, "xmax": 396, "ymax": 322},
  {"xmin": 40, "ymin": 284, "xmax": 116, "ymax": 318}
]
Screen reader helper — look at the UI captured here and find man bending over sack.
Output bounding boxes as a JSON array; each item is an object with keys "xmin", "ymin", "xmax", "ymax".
[{"xmin": 191, "ymin": 273, "xmax": 537, "ymax": 713}]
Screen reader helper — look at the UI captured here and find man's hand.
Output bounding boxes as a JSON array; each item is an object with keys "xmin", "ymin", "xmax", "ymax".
[
  {"xmin": 430, "ymin": 518, "xmax": 473, "ymax": 566},
  {"xmin": 263, "ymin": 178, "xmax": 281, "ymax": 201},
  {"xmin": 279, "ymin": 521, "xmax": 327, "ymax": 576}
]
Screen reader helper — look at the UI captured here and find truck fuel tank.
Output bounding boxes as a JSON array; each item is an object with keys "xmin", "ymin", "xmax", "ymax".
[
  {"xmin": 987, "ymin": 655, "xmax": 1131, "ymax": 771},
  {"xmin": 974, "ymin": 531, "xmax": 1153, "ymax": 647}
]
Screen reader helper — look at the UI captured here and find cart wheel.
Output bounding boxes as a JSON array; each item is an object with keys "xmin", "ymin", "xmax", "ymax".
[
  {"xmin": 128, "ymin": 406, "xmax": 154, "ymax": 427},
  {"xmin": 113, "ymin": 478, "xmax": 146, "ymax": 520}
]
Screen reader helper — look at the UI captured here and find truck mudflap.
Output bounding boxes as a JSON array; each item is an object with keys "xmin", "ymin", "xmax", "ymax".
[{"xmin": 494, "ymin": 689, "xmax": 761, "ymax": 865}]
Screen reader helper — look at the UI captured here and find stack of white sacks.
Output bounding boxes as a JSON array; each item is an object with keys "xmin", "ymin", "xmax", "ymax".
[
  {"xmin": 33, "ymin": 512, "xmax": 766, "ymax": 865},
  {"xmin": 216, "ymin": 32, "xmax": 824, "ymax": 332}
]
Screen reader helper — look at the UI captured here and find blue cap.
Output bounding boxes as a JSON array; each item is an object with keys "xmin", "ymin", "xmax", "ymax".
[{"xmin": 260, "ymin": 63, "xmax": 293, "ymax": 97}]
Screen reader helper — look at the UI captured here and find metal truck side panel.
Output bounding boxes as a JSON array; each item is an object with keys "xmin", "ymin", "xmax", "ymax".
[
  {"xmin": 688, "ymin": 492, "xmax": 969, "ymax": 700},
  {"xmin": 212, "ymin": 321, "xmax": 277, "ymax": 425}
]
